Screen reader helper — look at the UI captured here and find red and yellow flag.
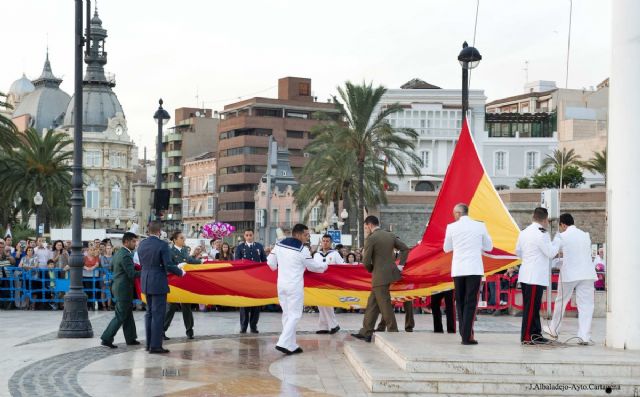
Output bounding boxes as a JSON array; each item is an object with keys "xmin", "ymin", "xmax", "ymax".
[{"xmin": 138, "ymin": 119, "xmax": 520, "ymax": 308}]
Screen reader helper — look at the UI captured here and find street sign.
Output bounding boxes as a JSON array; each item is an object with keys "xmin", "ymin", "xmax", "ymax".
[{"xmin": 327, "ymin": 229, "xmax": 341, "ymax": 244}]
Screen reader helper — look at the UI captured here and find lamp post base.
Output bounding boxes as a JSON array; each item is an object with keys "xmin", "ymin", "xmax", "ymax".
[{"xmin": 58, "ymin": 292, "xmax": 93, "ymax": 338}]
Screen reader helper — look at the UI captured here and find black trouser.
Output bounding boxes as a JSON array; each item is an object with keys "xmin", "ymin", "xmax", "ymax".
[
  {"xmin": 453, "ymin": 275, "xmax": 481, "ymax": 342},
  {"xmin": 239, "ymin": 306, "xmax": 260, "ymax": 332},
  {"xmin": 520, "ymin": 283, "xmax": 545, "ymax": 342},
  {"xmin": 431, "ymin": 290, "xmax": 456, "ymax": 333},
  {"xmin": 164, "ymin": 303, "xmax": 194, "ymax": 336},
  {"xmin": 145, "ymin": 293, "xmax": 167, "ymax": 350}
]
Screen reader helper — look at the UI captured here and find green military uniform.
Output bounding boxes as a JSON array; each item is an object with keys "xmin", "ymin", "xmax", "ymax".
[
  {"xmin": 101, "ymin": 247, "xmax": 139, "ymax": 344},
  {"xmin": 163, "ymin": 245, "xmax": 200, "ymax": 338}
]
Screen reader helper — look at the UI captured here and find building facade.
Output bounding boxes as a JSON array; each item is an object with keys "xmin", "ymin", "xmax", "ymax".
[
  {"xmin": 182, "ymin": 152, "xmax": 217, "ymax": 236},
  {"xmin": 485, "ymin": 80, "xmax": 607, "ymax": 188},
  {"xmin": 161, "ymin": 107, "xmax": 218, "ymax": 225},
  {"xmin": 217, "ymin": 77, "xmax": 339, "ymax": 233},
  {"xmin": 376, "ymin": 78, "xmax": 487, "ymax": 192}
]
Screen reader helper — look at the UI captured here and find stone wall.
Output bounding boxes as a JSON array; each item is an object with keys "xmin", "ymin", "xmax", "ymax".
[{"xmin": 374, "ymin": 188, "xmax": 606, "ymax": 246}]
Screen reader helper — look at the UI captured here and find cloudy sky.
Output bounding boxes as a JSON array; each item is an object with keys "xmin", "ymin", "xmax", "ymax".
[{"xmin": 1, "ymin": 0, "xmax": 610, "ymax": 153}]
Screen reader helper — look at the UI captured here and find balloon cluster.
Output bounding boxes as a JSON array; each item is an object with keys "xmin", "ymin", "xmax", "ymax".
[{"xmin": 201, "ymin": 221, "xmax": 236, "ymax": 239}]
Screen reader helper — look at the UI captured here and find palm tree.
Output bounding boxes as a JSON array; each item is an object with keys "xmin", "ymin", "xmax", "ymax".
[
  {"xmin": 0, "ymin": 128, "xmax": 73, "ymax": 229},
  {"xmin": 296, "ymin": 81, "xmax": 420, "ymax": 247},
  {"xmin": 0, "ymin": 91, "xmax": 18, "ymax": 151},
  {"xmin": 583, "ymin": 149, "xmax": 607, "ymax": 182},
  {"xmin": 539, "ymin": 148, "xmax": 582, "ymax": 174}
]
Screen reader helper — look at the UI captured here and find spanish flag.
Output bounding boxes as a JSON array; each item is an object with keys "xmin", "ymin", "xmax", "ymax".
[{"xmin": 140, "ymin": 118, "xmax": 520, "ymax": 307}]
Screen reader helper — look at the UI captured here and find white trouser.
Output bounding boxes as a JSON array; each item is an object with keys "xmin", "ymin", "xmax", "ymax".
[
  {"xmin": 317, "ymin": 306, "xmax": 338, "ymax": 330},
  {"xmin": 276, "ymin": 286, "xmax": 304, "ymax": 351},
  {"xmin": 550, "ymin": 279, "xmax": 595, "ymax": 341}
]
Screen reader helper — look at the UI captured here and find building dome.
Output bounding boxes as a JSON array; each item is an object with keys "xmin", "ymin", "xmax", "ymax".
[
  {"xmin": 63, "ymin": 87, "xmax": 124, "ymax": 132},
  {"xmin": 12, "ymin": 53, "xmax": 71, "ymax": 133},
  {"xmin": 7, "ymin": 74, "xmax": 35, "ymax": 107}
]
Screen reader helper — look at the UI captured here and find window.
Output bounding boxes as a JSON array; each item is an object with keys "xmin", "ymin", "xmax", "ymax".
[
  {"xmin": 286, "ymin": 130, "xmax": 305, "ymax": 138},
  {"xmin": 109, "ymin": 151, "xmax": 125, "ymax": 168},
  {"xmin": 285, "ymin": 208, "xmax": 291, "ymax": 227},
  {"xmin": 111, "ymin": 183, "xmax": 121, "ymax": 209},
  {"xmin": 285, "ymin": 111, "xmax": 309, "ymax": 119},
  {"xmin": 182, "ymin": 198, "xmax": 189, "ymax": 216},
  {"xmin": 86, "ymin": 182, "xmax": 99, "ymax": 209},
  {"xmin": 526, "ymin": 151, "xmax": 539, "ymax": 174},
  {"xmin": 420, "ymin": 151, "xmax": 430, "ymax": 168},
  {"xmin": 272, "ymin": 209, "xmax": 279, "ymax": 224},
  {"xmin": 208, "ymin": 175, "xmax": 215, "ymax": 192},
  {"xmin": 183, "ymin": 177, "xmax": 189, "ymax": 195},
  {"xmin": 207, "ymin": 196, "xmax": 214, "ymax": 214},
  {"xmin": 310, "ymin": 206, "xmax": 320, "ymax": 226},
  {"xmin": 84, "ymin": 151, "xmax": 102, "ymax": 167},
  {"xmin": 298, "ymin": 82, "xmax": 310, "ymax": 96},
  {"xmin": 495, "ymin": 151, "xmax": 508, "ymax": 175}
]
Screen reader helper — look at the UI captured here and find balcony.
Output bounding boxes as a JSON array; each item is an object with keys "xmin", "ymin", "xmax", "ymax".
[
  {"xmin": 163, "ymin": 133, "xmax": 182, "ymax": 143},
  {"xmin": 167, "ymin": 150, "xmax": 182, "ymax": 158},
  {"xmin": 169, "ymin": 197, "xmax": 182, "ymax": 205},
  {"xmin": 161, "ymin": 181, "xmax": 182, "ymax": 189},
  {"xmin": 166, "ymin": 213, "xmax": 182, "ymax": 221},
  {"xmin": 162, "ymin": 165, "xmax": 182, "ymax": 174},
  {"xmin": 83, "ymin": 208, "xmax": 137, "ymax": 220},
  {"xmin": 183, "ymin": 209, "xmax": 215, "ymax": 219}
]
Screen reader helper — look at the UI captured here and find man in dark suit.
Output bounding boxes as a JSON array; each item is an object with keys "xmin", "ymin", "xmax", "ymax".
[
  {"xmin": 234, "ymin": 228, "xmax": 267, "ymax": 333},
  {"xmin": 351, "ymin": 216, "xmax": 409, "ymax": 342},
  {"xmin": 100, "ymin": 232, "xmax": 140, "ymax": 348},
  {"xmin": 138, "ymin": 221, "xmax": 185, "ymax": 354}
]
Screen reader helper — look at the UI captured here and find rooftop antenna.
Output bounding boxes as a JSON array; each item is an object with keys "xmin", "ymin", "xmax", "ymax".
[
  {"xmin": 565, "ymin": 0, "xmax": 573, "ymax": 88},
  {"xmin": 523, "ymin": 60, "xmax": 529, "ymax": 85}
]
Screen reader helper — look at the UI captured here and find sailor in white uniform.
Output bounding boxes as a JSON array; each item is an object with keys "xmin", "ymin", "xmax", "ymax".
[
  {"xmin": 267, "ymin": 223, "xmax": 327, "ymax": 355},
  {"xmin": 443, "ymin": 203, "xmax": 493, "ymax": 345},
  {"xmin": 544, "ymin": 213, "xmax": 597, "ymax": 344},
  {"xmin": 314, "ymin": 234, "xmax": 345, "ymax": 334},
  {"xmin": 516, "ymin": 207, "xmax": 560, "ymax": 344}
]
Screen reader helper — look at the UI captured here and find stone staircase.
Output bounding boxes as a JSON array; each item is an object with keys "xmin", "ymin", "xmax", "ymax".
[{"xmin": 344, "ymin": 332, "xmax": 640, "ymax": 396}]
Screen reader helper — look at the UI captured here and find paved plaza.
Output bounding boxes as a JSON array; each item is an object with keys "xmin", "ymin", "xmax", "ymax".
[{"xmin": 0, "ymin": 310, "xmax": 607, "ymax": 397}]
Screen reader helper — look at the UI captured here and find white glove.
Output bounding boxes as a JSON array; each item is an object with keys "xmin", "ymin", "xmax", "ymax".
[
  {"xmin": 180, "ymin": 269, "xmax": 187, "ymax": 277},
  {"xmin": 177, "ymin": 262, "xmax": 187, "ymax": 269}
]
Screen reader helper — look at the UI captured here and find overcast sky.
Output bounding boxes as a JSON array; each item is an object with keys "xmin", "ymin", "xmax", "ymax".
[{"xmin": 1, "ymin": 0, "xmax": 610, "ymax": 154}]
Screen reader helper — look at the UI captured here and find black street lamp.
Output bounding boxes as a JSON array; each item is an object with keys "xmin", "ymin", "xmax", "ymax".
[
  {"xmin": 153, "ymin": 99, "xmax": 170, "ymax": 220},
  {"xmin": 458, "ymin": 41, "xmax": 482, "ymax": 117},
  {"xmin": 33, "ymin": 192, "xmax": 43, "ymax": 238},
  {"xmin": 59, "ymin": 0, "xmax": 93, "ymax": 338}
]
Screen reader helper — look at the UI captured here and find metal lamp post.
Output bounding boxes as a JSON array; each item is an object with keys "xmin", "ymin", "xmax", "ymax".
[
  {"xmin": 153, "ymin": 99, "xmax": 171, "ymax": 220},
  {"xmin": 340, "ymin": 208, "xmax": 349, "ymax": 235},
  {"xmin": 330, "ymin": 213, "xmax": 339, "ymax": 230},
  {"xmin": 33, "ymin": 192, "xmax": 43, "ymax": 238},
  {"xmin": 59, "ymin": 0, "xmax": 93, "ymax": 338},
  {"xmin": 457, "ymin": 41, "xmax": 482, "ymax": 117}
]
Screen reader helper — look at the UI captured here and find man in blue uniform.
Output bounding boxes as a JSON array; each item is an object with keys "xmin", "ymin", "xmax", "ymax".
[{"xmin": 234, "ymin": 229, "xmax": 267, "ymax": 333}]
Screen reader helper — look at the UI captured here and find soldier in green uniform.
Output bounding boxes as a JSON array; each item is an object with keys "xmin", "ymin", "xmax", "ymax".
[
  {"xmin": 163, "ymin": 231, "xmax": 202, "ymax": 340},
  {"xmin": 101, "ymin": 232, "xmax": 140, "ymax": 348}
]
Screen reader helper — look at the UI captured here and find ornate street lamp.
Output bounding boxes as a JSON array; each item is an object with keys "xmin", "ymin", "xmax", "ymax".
[
  {"xmin": 340, "ymin": 208, "xmax": 349, "ymax": 235},
  {"xmin": 33, "ymin": 192, "xmax": 43, "ymax": 238},
  {"xmin": 458, "ymin": 41, "xmax": 482, "ymax": 117}
]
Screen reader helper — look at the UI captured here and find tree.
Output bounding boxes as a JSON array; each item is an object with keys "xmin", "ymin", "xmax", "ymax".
[
  {"xmin": 530, "ymin": 166, "xmax": 585, "ymax": 188},
  {"xmin": 0, "ymin": 128, "xmax": 73, "ymax": 230},
  {"xmin": 0, "ymin": 91, "xmax": 18, "ymax": 153},
  {"xmin": 337, "ymin": 82, "xmax": 420, "ymax": 247},
  {"xmin": 539, "ymin": 148, "xmax": 582, "ymax": 174},
  {"xmin": 583, "ymin": 149, "xmax": 607, "ymax": 182},
  {"xmin": 516, "ymin": 177, "xmax": 531, "ymax": 189}
]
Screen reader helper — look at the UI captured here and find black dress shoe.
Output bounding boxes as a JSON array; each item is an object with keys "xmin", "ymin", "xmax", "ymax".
[
  {"xmin": 292, "ymin": 347, "xmax": 303, "ymax": 354},
  {"xmin": 250, "ymin": 329, "xmax": 259, "ymax": 334},
  {"xmin": 350, "ymin": 333, "xmax": 372, "ymax": 342},
  {"xmin": 461, "ymin": 340, "xmax": 479, "ymax": 345},
  {"xmin": 405, "ymin": 328, "xmax": 413, "ymax": 333},
  {"xmin": 316, "ymin": 330, "xmax": 330, "ymax": 334},
  {"xmin": 101, "ymin": 340, "xmax": 117, "ymax": 349},
  {"xmin": 163, "ymin": 334, "xmax": 170, "ymax": 341},
  {"xmin": 149, "ymin": 348, "xmax": 170, "ymax": 354},
  {"xmin": 275, "ymin": 345, "xmax": 293, "ymax": 355},
  {"xmin": 186, "ymin": 330, "xmax": 194, "ymax": 339},
  {"xmin": 126, "ymin": 340, "xmax": 141, "ymax": 346},
  {"xmin": 329, "ymin": 325, "xmax": 340, "ymax": 334},
  {"xmin": 239, "ymin": 329, "xmax": 247, "ymax": 334}
]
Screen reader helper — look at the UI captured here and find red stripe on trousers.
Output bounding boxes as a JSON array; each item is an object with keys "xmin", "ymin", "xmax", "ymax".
[{"xmin": 524, "ymin": 284, "xmax": 537, "ymax": 341}]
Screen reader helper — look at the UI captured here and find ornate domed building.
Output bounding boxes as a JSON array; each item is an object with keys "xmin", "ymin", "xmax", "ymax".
[
  {"xmin": 58, "ymin": 8, "xmax": 138, "ymax": 229},
  {"xmin": 11, "ymin": 53, "xmax": 71, "ymax": 133}
]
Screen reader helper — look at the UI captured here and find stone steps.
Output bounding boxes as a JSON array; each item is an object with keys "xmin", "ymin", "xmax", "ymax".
[
  {"xmin": 344, "ymin": 341, "xmax": 640, "ymax": 396},
  {"xmin": 344, "ymin": 333, "xmax": 640, "ymax": 396}
]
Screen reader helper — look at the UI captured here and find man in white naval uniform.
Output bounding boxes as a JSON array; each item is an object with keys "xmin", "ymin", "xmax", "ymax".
[
  {"xmin": 443, "ymin": 203, "xmax": 493, "ymax": 345},
  {"xmin": 543, "ymin": 213, "xmax": 597, "ymax": 344},
  {"xmin": 314, "ymin": 234, "xmax": 345, "ymax": 334},
  {"xmin": 267, "ymin": 223, "xmax": 327, "ymax": 355},
  {"xmin": 516, "ymin": 207, "xmax": 560, "ymax": 344}
]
